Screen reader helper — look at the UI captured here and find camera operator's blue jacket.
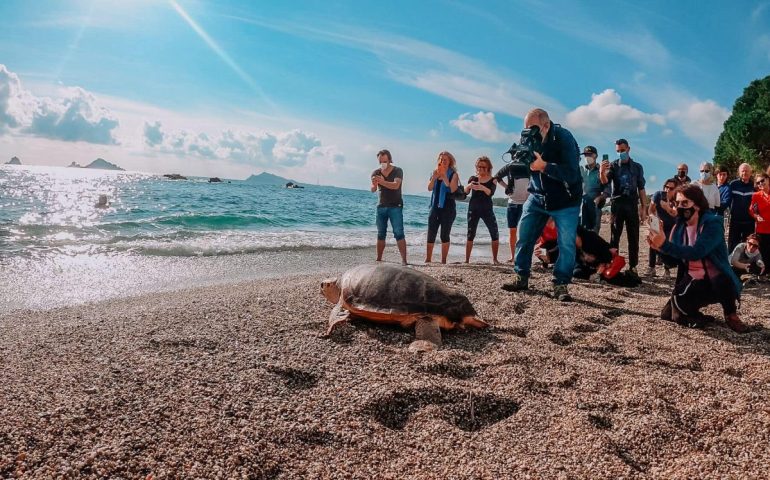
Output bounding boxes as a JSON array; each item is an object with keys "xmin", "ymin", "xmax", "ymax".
[
  {"xmin": 659, "ymin": 211, "xmax": 742, "ymax": 296},
  {"xmin": 529, "ymin": 122, "xmax": 582, "ymax": 211}
]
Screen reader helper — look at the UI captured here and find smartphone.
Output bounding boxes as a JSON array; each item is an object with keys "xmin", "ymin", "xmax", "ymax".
[
  {"xmin": 602, "ymin": 154, "xmax": 609, "ymax": 161},
  {"xmin": 648, "ymin": 214, "xmax": 661, "ymax": 234}
]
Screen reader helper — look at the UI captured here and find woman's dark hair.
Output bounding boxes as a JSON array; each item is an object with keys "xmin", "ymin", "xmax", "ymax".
[
  {"xmin": 376, "ymin": 149, "xmax": 392, "ymax": 162},
  {"xmin": 715, "ymin": 165, "xmax": 729, "ymax": 174},
  {"xmin": 664, "ymin": 178, "xmax": 678, "ymax": 189},
  {"xmin": 673, "ymin": 183, "xmax": 710, "ymax": 213}
]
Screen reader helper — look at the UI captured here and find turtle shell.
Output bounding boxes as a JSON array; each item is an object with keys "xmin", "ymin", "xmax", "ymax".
[{"xmin": 339, "ymin": 264, "xmax": 476, "ymax": 326}]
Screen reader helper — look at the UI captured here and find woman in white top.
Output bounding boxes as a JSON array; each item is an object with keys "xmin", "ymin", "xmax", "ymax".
[{"xmin": 693, "ymin": 161, "xmax": 720, "ymax": 212}]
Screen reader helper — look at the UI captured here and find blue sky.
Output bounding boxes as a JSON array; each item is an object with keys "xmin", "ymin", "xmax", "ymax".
[{"xmin": 0, "ymin": 0, "xmax": 769, "ymax": 193}]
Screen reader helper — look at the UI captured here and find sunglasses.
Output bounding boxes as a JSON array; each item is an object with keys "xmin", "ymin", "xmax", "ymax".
[
  {"xmin": 757, "ymin": 180, "xmax": 767, "ymax": 185},
  {"xmin": 700, "ymin": 170, "xmax": 710, "ymax": 173},
  {"xmin": 747, "ymin": 242, "xmax": 759, "ymax": 248},
  {"xmin": 674, "ymin": 201, "xmax": 694, "ymax": 207},
  {"xmin": 476, "ymin": 166, "xmax": 489, "ymax": 170}
]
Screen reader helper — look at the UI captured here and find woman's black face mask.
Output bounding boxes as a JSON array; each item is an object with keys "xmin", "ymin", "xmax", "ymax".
[{"xmin": 677, "ymin": 206, "xmax": 695, "ymax": 220}]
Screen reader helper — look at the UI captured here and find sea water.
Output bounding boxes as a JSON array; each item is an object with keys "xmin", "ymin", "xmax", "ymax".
[{"xmin": 0, "ymin": 165, "xmax": 510, "ymax": 312}]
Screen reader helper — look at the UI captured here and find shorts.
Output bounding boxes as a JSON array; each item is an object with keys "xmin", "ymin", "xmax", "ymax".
[{"xmin": 506, "ymin": 203, "xmax": 524, "ymax": 229}]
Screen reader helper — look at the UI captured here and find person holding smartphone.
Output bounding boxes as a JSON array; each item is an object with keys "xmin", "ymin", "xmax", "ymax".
[
  {"xmin": 463, "ymin": 156, "xmax": 500, "ymax": 263},
  {"xmin": 599, "ymin": 138, "xmax": 648, "ymax": 280},
  {"xmin": 648, "ymin": 184, "xmax": 747, "ymax": 333},
  {"xmin": 370, "ymin": 149, "xmax": 407, "ymax": 264},
  {"xmin": 426, "ymin": 151, "xmax": 460, "ymax": 263},
  {"xmin": 646, "ymin": 178, "xmax": 678, "ymax": 277}
]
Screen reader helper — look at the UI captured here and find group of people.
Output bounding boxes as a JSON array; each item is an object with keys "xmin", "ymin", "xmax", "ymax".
[{"xmin": 370, "ymin": 108, "xmax": 769, "ymax": 333}]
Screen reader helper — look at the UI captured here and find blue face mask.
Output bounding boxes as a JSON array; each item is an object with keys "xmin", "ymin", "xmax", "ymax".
[{"xmin": 619, "ymin": 151, "xmax": 630, "ymax": 162}]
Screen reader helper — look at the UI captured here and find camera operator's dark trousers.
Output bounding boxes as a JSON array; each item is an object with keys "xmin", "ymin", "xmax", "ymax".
[{"xmin": 610, "ymin": 197, "xmax": 639, "ymax": 269}]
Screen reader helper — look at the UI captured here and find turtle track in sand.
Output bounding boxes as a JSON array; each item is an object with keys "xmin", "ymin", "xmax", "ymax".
[{"xmin": 364, "ymin": 387, "xmax": 520, "ymax": 432}]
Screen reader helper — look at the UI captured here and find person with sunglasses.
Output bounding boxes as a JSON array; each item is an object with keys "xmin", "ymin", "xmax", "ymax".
[
  {"xmin": 464, "ymin": 156, "xmax": 500, "ymax": 263},
  {"xmin": 647, "ymin": 184, "xmax": 748, "ymax": 333},
  {"xmin": 693, "ymin": 161, "xmax": 720, "ymax": 212},
  {"xmin": 749, "ymin": 172, "xmax": 770, "ymax": 271},
  {"xmin": 729, "ymin": 233, "xmax": 765, "ymax": 282}
]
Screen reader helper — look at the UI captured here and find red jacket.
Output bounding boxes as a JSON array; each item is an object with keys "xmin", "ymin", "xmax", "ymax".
[{"xmin": 749, "ymin": 191, "xmax": 770, "ymax": 234}]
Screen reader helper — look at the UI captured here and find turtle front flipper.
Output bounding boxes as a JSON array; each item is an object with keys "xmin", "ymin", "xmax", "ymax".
[
  {"xmin": 322, "ymin": 302, "xmax": 350, "ymax": 338},
  {"xmin": 408, "ymin": 316, "xmax": 443, "ymax": 352}
]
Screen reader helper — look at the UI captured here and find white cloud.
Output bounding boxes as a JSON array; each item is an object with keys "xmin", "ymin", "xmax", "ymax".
[
  {"xmin": 0, "ymin": 64, "xmax": 119, "ymax": 144},
  {"xmin": 0, "ymin": 64, "xmax": 35, "ymax": 130},
  {"xmin": 667, "ymin": 99, "xmax": 730, "ymax": 149},
  {"xmin": 451, "ymin": 111, "xmax": 511, "ymax": 143},
  {"xmin": 143, "ymin": 122, "xmax": 345, "ymax": 169},
  {"xmin": 143, "ymin": 121, "xmax": 163, "ymax": 146},
  {"xmin": 565, "ymin": 89, "xmax": 666, "ymax": 134}
]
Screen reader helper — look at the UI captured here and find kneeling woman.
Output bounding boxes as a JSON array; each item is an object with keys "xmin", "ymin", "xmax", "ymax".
[
  {"xmin": 647, "ymin": 184, "xmax": 747, "ymax": 333},
  {"xmin": 464, "ymin": 156, "xmax": 500, "ymax": 263},
  {"xmin": 426, "ymin": 151, "xmax": 460, "ymax": 263}
]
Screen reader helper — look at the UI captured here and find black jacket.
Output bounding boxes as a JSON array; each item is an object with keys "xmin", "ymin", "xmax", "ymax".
[{"xmin": 528, "ymin": 122, "xmax": 582, "ymax": 211}]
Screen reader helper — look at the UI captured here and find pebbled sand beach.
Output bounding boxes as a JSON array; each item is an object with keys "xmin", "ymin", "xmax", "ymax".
[{"xmin": 1, "ymin": 245, "xmax": 770, "ymax": 478}]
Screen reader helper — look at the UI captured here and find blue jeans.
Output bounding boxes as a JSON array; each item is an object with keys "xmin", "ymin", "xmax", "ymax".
[
  {"xmin": 514, "ymin": 195, "xmax": 580, "ymax": 285},
  {"xmin": 376, "ymin": 206, "xmax": 405, "ymax": 241}
]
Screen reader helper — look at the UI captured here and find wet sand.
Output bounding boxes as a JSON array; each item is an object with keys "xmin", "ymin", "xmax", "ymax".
[{"xmin": 1, "ymin": 237, "xmax": 770, "ymax": 478}]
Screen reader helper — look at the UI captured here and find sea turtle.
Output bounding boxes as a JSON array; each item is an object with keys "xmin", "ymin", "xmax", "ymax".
[{"xmin": 320, "ymin": 264, "xmax": 488, "ymax": 351}]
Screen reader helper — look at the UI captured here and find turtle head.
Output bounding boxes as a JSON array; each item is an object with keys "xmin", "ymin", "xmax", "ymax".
[
  {"xmin": 320, "ymin": 278, "xmax": 341, "ymax": 303},
  {"xmin": 446, "ymin": 292, "xmax": 487, "ymax": 329},
  {"xmin": 461, "ymin": 315, "xmax": 489, "ymax": 329}
]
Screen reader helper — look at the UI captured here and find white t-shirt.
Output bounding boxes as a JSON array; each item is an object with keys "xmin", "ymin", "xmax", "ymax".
[
  {"xmin": 694, "ymin": 182, "xmax": 721, "ymax": 209},
  {"xmin": 507, "ymin": 177, "xmax": 530, "ymax": 205}
]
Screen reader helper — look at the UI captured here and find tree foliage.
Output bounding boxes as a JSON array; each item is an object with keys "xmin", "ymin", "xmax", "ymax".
[{"xmin": 714, "ymin": 75, "xmax": 770, "ymax": 174}]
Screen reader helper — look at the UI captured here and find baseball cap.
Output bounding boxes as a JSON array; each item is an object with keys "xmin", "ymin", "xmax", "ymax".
[{"xmin": 581, "ymin": 146, "xmax": 598, "ymax": 156}]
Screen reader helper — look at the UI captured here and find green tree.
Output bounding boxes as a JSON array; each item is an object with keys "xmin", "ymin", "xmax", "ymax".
[{"xmin": 714, "ymin": 75, "xmax": 770, "ymax": 174}]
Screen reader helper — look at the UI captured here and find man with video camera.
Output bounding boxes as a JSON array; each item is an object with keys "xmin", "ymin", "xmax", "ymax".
[{"xmin": 502, "ymin": 108, "xmax": 583, "ymax": 302}]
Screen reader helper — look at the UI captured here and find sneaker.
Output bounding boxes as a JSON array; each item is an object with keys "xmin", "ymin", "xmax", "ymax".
[
  {"xmin": 663, "ymin": 267, "xmax": 672, "ymax": 279},
  {"xmin": 725, "ymin": 313, "xmax": 748, "ymax": 334},
  {"xmin": 644, "ymin": 266, "xmax": 657, "ymax": 277},
  {"xmin": 553, "ymin": 284, "xmax": 572, "ymax": 302},
  {"xmin": 502, "ymin": 274, "xmax": 528, "ymax": 292},
  {"xmin": 627, "ymin": 267, "xmax": 640, "ymax": 280},
  {"xmin": 740, "ymin": 273, "xmax": 756, "ymax": 286}
]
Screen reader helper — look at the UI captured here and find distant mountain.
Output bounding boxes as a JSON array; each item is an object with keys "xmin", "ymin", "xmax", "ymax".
[
  {"xmin": 5, "ymin": 156, "xmax": 21, "ymax": 165},
  {"xmin": 83, "ymin": 158, "xmax": 124, "ymax": 171},
  {"xmin": 67, "ymin": 161, "xmax": 82, "ymax": 168},
  {"xmin": 244, "ymin": 171, "xmax": 298, "ymax": 185}
]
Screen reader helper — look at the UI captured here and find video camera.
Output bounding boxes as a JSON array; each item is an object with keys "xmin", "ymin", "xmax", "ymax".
[{"xmin": 503, "ymin": 125, "xmax": 543, "ymax": 165}]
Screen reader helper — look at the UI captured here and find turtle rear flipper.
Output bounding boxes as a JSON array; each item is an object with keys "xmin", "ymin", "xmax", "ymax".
[
  {"xmin": 408, "ymin": 316, "xmax": 442, "ymax": 352},
  {"xmin": 321, "ymin": 302, "xmax": 350, "ymax": 338}
]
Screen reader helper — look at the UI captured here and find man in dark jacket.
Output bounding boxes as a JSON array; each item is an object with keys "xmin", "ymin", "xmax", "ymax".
[
  {"xmin": 728, "ymin": 163, "xmax": 756, "ymax": 252},
  {"xmin": 600, "ymin": 138, "xmax": 648, "ymax": 279},
  {"xmin": 502, "ymin": 108, "xmax": 582, "ymax": 302},
  {"xmin": 579, "ymin": 145, "xmax": 607, "ymax": 233}
]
